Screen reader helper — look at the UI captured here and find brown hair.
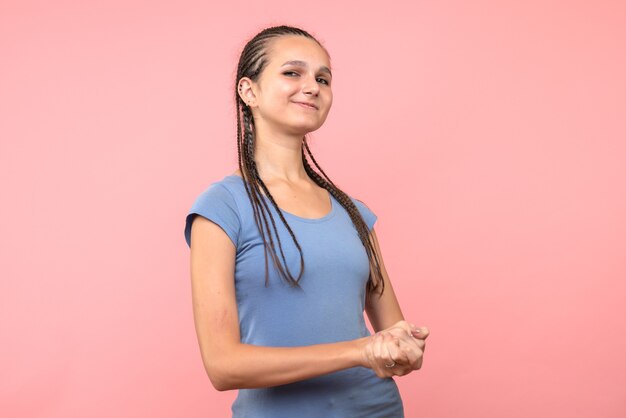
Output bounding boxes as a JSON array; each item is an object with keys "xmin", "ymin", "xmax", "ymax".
[{"xmin": 235, "ymin": 25, "xmax": 385, "ymax": 299}]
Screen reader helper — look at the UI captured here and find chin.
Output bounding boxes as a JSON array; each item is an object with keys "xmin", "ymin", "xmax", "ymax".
[
  {"xmin": 282, "ymin": 117, "xmax": 320, "ymax": 131},
  {"xmin": 296, "ymin": 122, "xmax": 324, "ymax": 134}
]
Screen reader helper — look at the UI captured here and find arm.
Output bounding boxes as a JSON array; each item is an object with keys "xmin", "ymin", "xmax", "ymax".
[
  {"xmin": 365, "ymin": 227, "xmax": 405, "ymax": 332},
  {"xmin": 362, "ymin": 227, "xmax": 431, "ymax": 376},
  {"xmin": 189, "ymin": 215, "xmax": 370, "ymax": 391}
]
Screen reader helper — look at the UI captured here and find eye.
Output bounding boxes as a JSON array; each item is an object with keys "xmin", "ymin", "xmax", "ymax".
[{"xmin": 283, "ymin": 71, "xmax": 330, "ymax": 86}]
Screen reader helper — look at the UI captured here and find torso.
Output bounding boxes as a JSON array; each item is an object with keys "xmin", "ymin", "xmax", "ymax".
[
  {"xmin": 185, "ymin": 172, "xmax": 397, "ymax": 417},
  {"xmin": 230, "ymin": 170, "xmax": 332, "ymax": 220}
]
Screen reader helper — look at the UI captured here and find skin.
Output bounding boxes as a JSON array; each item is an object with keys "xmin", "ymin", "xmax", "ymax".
[{"xmin": 190, "ymin": 35, "xmax": 429, "ymax": 391}]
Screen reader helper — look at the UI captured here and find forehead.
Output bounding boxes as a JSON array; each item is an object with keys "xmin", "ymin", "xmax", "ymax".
[{"xmin": 266, "ymin": 35, "xmax": 330, "ymax": 68}]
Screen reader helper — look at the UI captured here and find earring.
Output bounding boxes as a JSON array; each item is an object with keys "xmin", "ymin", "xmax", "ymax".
[
  {"xmin": 241, "ymin": 95, "xmax": 249, "ymax": 107},
  {"xmin": 238, "ymin": 88, "xmax": 245, "ymax": 106}
]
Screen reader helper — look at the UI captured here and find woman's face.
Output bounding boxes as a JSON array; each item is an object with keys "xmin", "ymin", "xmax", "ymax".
[{"xmin": 244, "ymin": 35, "xmax": 333, "ymax": 136}]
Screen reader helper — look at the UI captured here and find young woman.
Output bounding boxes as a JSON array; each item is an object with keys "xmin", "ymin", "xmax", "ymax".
[{"xmin": 184, "ymin": 25, "xmax": 430, "ymax": 417}]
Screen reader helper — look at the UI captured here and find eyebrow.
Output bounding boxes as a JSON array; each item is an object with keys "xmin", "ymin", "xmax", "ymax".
[{"xmin": 280, "ymin": 60, "xmax": 332, "ymax": 77}]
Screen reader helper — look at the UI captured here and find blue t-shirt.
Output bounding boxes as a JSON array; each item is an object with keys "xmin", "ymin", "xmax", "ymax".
[{"xmin": 184, "ymin": 174, "xmax": 404, "ymax": 418}]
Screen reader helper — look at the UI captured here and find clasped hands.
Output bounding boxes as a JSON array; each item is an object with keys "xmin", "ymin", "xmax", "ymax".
[{"xmin": 360, "ymin": 320, "xmax": 429, "ymax": 378}]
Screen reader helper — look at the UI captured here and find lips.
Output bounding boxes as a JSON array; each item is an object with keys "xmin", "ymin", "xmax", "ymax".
[{"xmin": 294, "ymin": 101, "xmax": 318, "ymax": 110}]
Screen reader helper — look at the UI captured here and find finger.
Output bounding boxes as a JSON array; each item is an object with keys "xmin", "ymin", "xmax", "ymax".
[
  {"xmin": 402, "ymin": 321, "xmax": 423, "ymax": 338},
  {"xmin": 395, "ymin": 364, "xmax": 414, "ymax": 377},
  {"xmin": 388, "ymin": 346, "xmax": 413, "ymax": 377},
  {"xmin": 394, "ymin": 330, "xmax": 422, "ymax": 349},
  {"xmin": 371, "ymin": 333, "xmax": 389, "ymax": 377},
  {"xmin": 385, "ymin": 334, "xmax": 401, "ymax": 368},
  {"xmin": 410, "ymin": 337, "xmax": 427, "ymax": 353},
  {"xmin": 398, "ymin": 337, "xmax": 420, "ymax": 369},
  {"xmin": 412, "ymin": 326, "xmax": 430, "ymax": 340},
  {"xmin": 377, "ymin": 333, "xmax": 396, "ymax": 370},
  {"xmin": 387, "ymin": 326, "xmax": 413, "ymax": 341},
  {"xmin": 414, "ymin": 345, "xmax": 424, "ymax": 370},
  {"xmin": 389, "ymin": 336, "xmax": 410, "ymax": 366},
  {"xmin": 387, "ymin": 331, "xmax": 420, "ymax": 363},
  {"xmin": 388, "ymin": 320, "xmax": 413, "ymax": 337},
  {"xmin": 416, "ymin": 350, "xmax": 424, "ymax": 369},
  {"xmin": 377, "ymin": 333, "xmax": 400, "ymax": 377}
]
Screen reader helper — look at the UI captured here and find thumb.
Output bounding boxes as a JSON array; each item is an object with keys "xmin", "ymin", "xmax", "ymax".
[
  {"xmin": 412, "ymin": 326, "xmax": 429, "ymax": 340},
  {"xmin": 391, "ymin": 320, "xmax": 417, "ymax": 337}
]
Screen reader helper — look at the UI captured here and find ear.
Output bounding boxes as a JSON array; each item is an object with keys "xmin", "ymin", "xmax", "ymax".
[{"xmin": 237, "ymin": 77, "xmax": 257, "ymax": 107}]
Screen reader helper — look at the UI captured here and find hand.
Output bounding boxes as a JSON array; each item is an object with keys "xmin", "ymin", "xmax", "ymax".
[
  {"xmin": 360, "ymin": 320, "xmax": 429, "ymax": 378},
  {"xmin": 387, "ymin": 320, "xmax": 429, "ymax": 371}
]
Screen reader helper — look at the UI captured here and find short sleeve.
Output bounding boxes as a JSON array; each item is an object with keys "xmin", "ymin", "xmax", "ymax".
[
  {"xmin": 184, "ymin": 183, "xmax": 241, "ymax": 248},
  {"xmin": 350, "ymin": 197, "xmax": 378, "ymax": 231}
]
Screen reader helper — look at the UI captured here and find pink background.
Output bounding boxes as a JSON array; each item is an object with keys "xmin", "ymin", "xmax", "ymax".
[{"xmin": 2, "ymin": 1, "xmax": 625, "ymax": 417}]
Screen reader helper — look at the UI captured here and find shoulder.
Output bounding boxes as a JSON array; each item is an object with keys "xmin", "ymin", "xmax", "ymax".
[
  {"xmin": 350, "ymin": 196, "xmax": 372, "ymax": 210},
  {"xmin": 348, "ymin": 194, "xmax": 375, "ymax": 214},
  {"xmin": 348, "ymin": 195, "xmax": 378, "ymax": 231},
  {"xmin": 184, "ymin": 175, "xmax": 243, "ymax": 248},
  {"xmin": 193, "ymin": 174, "xmax": 245, "ymax": 205}
]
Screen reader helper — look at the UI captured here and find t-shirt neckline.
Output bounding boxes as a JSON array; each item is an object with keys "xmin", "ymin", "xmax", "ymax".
[{"xmin": 225, "ymin": 175, "xmax": 337, "ymax": 223}]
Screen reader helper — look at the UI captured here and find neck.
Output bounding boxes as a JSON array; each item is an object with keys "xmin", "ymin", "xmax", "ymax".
[{"xmin": 251, "ymin": 125, "xmax": 309, "ymax": 183}]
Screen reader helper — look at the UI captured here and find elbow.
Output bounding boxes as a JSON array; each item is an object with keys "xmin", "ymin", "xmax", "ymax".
[
  {"xmin": 210, "ymin": 378, "xmax": 232, "ymax": 392},
  {"xmin": 202, "ymin": 344, "xmax": 248, "ymax": 391},
  {"xmin": 205, "ymin": 362, "xmax": 238, "ymax": 392}
]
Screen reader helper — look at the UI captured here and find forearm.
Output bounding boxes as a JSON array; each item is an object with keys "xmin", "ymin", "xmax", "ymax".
[
  {"xmin": 365, "ymin": 281, "xmax": 405, "ymax": 332},
  {"xmin": 207, "ymin": 337, "xmax": 369, "ymax": 391},
  {"xmin": 366, "ymin": 299, "xmax": 404, "ymax": 333}
]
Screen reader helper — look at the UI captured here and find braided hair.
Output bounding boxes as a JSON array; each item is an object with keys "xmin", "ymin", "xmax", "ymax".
[{"xmin": 234, "ymin": 25, "xmax": 386, "ymax": 300}]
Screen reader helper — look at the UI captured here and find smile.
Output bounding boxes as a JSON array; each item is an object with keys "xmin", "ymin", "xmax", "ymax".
[{"xmin": 294, "ymin": 102, "xmax": 318, "ymax": 110}]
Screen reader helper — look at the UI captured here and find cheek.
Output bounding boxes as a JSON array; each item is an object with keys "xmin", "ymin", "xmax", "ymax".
[
  {"xmin": 323, "ymin": 91, "xmax": 333, "ymax": 111},
  {"xmin": 272, "ymin": 80, "xmax": 298, "ymax": 96},
  {"xmin": 262, "ymin": 88, "xmax": 294, "ymax": 111}
]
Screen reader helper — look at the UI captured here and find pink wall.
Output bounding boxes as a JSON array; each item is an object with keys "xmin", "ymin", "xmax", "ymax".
[{"xmin": 1, "ymin": 1, "xmax": 625, "ymax": 417}]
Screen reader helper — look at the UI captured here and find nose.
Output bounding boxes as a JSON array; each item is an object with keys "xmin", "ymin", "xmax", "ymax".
[{"xmin": 303, "ymin": 73, "xmax": 320, "ymax": 96}]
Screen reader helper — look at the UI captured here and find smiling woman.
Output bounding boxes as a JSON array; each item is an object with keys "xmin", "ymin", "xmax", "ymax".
[
  {"xmin": 237, "ymin": 35, "xmax": 334, "ymax": 137},
  {"xmin": 184, "ymin": 24, "xmax": 429, "ymax": 418}
]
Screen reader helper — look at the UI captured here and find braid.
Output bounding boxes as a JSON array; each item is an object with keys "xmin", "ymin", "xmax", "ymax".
[
  {"xmin": 302, "ymin": 137, "xmax": 385, "ymax": 297},
  {"xmin": 239, "ymin": 104, "xmax": 305, "ymax": 287},
  {"xmin": 233, "ymin": 25, "xmax": 386, "ymax": 298}
]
